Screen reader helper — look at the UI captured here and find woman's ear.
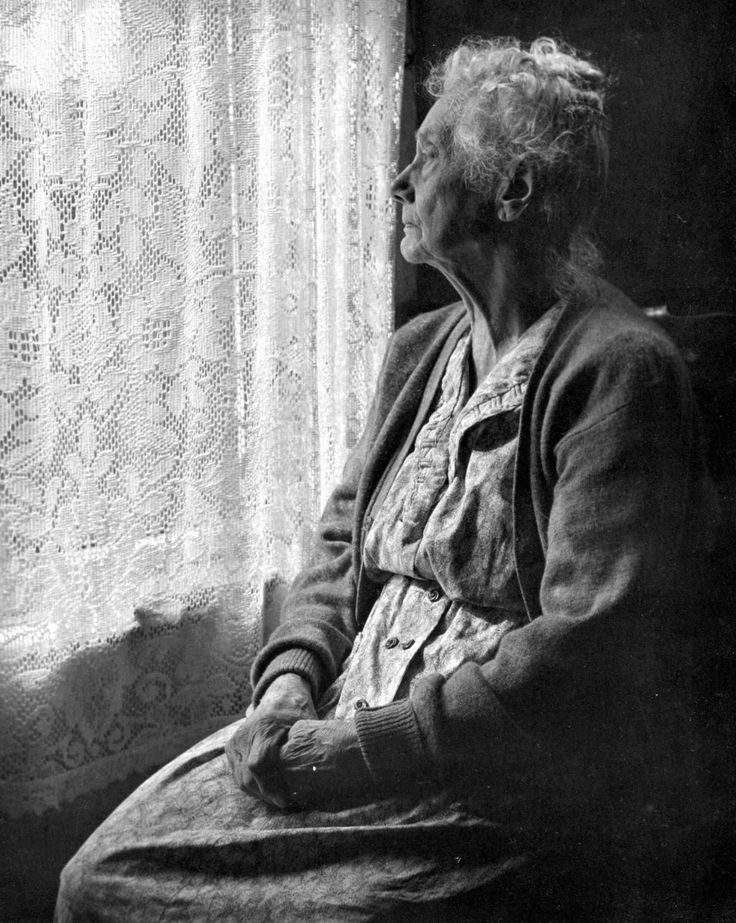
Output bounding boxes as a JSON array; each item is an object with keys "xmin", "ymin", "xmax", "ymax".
[{"xmin": 496, "ymin": 165, "xmax": 533, "ymax": 222}]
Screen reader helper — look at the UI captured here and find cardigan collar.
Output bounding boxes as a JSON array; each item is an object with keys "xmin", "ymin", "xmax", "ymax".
[{"xmin": 447, "ymin": 303, "xmax": 564, "ymax": 479}]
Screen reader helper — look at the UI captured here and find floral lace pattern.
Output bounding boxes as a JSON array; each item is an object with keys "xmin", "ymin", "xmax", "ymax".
[{"xmin": 0, "ymin": 0, "xmax": 404, "ymax": 816}]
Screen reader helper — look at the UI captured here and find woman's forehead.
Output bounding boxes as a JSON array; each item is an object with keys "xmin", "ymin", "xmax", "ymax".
[{"xmin": 416, "ymin": 98, "xmax": 453, "ymax": 146}]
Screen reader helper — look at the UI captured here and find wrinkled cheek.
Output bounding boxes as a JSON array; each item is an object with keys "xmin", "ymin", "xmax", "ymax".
[
  {"xmin": 422, "ymin": 205, "xmax": 457, "ymax": 258},
  {"xmin": 434, "ymin": 210, "xmax": 470, "ymax": 254}
]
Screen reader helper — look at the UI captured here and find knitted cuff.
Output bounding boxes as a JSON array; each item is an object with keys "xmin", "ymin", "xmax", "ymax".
[
  {"xmin": 353, "ymin": 698, "xmax": 434, "ymax": 788},
  {"xmin": 252, "ymin": 648, "xmax": 324, "ymax": 706}
]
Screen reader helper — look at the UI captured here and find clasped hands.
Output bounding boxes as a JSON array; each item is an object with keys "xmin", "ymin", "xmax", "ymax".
[{"xmin": 225, "ymin": 673, "xmax": 371, "ymax": 809}]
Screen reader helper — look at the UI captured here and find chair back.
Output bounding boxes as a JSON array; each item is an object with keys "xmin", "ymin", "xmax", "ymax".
[{"xmin": 647, "ymin": 307, "xmax": 736, "ymax": 843}]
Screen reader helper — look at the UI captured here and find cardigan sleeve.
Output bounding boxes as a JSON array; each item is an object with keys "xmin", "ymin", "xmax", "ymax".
[
  {"xmin": 354, "ymin": 328, "xmax": 716, "ymax": 793},
  {"xmin": 249, "ymin": 404, "xmax": 372, "ymax": 705}
]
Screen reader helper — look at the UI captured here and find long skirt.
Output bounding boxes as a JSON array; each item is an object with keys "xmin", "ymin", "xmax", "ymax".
[{"xmin": 54, "ymin": 720, "xmax": 681, "ymax": 922}]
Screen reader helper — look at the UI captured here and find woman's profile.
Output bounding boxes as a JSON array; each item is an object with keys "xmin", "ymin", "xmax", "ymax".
[{"xmin": 56, "ymin": 36, "xmax": 717, "ymax": 921}]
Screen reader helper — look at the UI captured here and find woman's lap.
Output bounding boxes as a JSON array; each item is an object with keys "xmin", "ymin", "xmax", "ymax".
[{"xmin": 55, "ymin": 721, "xmax": 651, "ymax": 922}]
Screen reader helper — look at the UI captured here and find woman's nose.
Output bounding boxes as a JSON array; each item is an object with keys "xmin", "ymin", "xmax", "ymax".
[{"xmin": 390, "ymin": 163, "xmax": 413, "ymax": 203}]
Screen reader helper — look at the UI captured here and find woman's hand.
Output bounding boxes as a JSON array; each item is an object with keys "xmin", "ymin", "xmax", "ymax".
[
  {"xmin": 225, "ymin": 673, "xmax": 316, "ymax": 809},
  {"xmin": 279, "ymin": 719, "xmax": 372, "ymax": 807}
]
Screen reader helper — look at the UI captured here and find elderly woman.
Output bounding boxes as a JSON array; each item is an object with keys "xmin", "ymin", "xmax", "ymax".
[{"xmin": 57, "ymin": 37, "xmax": 715, "ymax": 921}]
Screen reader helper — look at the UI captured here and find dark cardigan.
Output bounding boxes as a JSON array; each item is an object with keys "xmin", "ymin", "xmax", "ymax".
[{"xmin": 251, "ymin": 281, "xmax": 716, "ymax": 824}]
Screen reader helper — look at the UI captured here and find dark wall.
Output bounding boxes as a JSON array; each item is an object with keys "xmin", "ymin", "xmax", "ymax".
[{"xmin": 395, "ymin": 0, "xmax": 736, "ymax": 323}]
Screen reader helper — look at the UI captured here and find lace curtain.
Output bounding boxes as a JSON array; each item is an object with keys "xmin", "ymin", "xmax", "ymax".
[{"xmin": 0, "ymin": 0, "xmax": 404, "ymax": 817}]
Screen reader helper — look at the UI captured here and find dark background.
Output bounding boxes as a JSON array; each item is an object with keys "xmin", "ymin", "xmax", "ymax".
[{"xmin": 394, "ymin": 0, "xmax": 736, "ymax": 326}]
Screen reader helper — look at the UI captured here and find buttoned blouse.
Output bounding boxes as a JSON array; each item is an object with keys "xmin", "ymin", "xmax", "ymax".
[{"xmin": 322, "ymin": 305, "xmax": 562, "ymax": 720}]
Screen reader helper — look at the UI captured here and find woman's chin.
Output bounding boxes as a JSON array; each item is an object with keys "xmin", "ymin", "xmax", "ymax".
[{"xmin": 399, "ymin": 236, "xmax": 427, "ymax": 265}]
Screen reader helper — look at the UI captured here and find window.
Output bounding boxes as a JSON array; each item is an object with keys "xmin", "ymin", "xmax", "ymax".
[{"xmin": 0, "ymin": 0, "xmax": 404, "ymax": 816}]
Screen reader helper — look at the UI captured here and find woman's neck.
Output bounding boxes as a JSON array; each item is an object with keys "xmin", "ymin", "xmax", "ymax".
[{"xmin": 434, "ymin": 241, "xmax": 551, "ymax": 387}]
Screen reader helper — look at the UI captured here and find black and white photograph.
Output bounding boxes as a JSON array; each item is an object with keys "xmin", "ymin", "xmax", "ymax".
[{"xmin": 1, "ymin": 1, "xmax": 734, "ymax": 919}]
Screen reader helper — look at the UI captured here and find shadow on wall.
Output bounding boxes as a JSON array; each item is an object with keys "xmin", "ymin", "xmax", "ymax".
[{"xmin": 395, "ymin": 0, "xmax": 736, "ymax": 326}]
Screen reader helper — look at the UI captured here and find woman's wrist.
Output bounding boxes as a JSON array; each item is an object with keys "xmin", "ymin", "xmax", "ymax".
[
  {"xmin": 253, "ymin": 648, "xmax": 324, "ymax": 706},
  {"xmin": 259, "ymin": 672, "xmax": 314, "ymax": 709},
  {"xmin": 333, "ymin": 720, "xmax": 372, "ymax": 788}
]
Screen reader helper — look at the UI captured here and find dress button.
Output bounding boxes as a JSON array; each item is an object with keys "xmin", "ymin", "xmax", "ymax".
[
  {"xmin": 427, "ymin": 587, "xmax": 442, "ymax": 603},
  {"xmin": 401, "ymin": 639, "xmax": 415, "ymax": 650},
  {"xmin": 354, "ymin": 698, "xmax": 369, "ymax": 710},
  {"xmin": 384, "ymin": 636, "xmax": 399, "ymax": 649}
]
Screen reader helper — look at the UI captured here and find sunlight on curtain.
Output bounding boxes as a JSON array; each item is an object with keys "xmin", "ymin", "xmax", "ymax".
[{"xmin": 0, "ymin": 0, "xmax": 404, "ymax": 816}]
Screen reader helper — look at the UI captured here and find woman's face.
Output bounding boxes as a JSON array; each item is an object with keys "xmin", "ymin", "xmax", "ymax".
[{"xmin": 391, "ymin": 98, "xmax": 493, "ymax": 269}]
